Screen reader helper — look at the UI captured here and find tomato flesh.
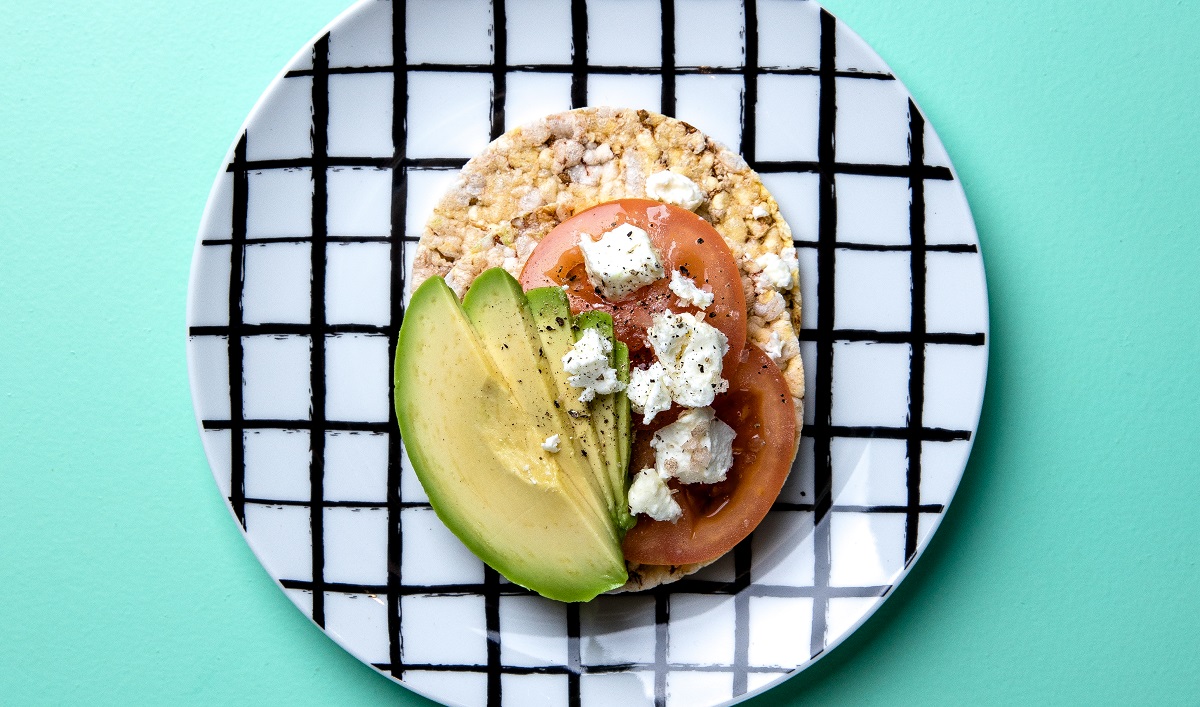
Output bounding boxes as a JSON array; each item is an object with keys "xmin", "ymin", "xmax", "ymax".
[
  {"xmin": 518, "ymin": 199, "xmax": 746, "ymax": 372},
  {"xmin": 621, "ymin": 346, "xmax": 797, "ymax": 566}
]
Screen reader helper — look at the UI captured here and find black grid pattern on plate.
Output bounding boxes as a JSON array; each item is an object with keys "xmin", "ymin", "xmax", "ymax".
[
  {"xmin": 188, "ymin": 1, "xmax": 987, "ymax": 706},
  {"xmin": 387, "ymin": 2, "xmax": 409, "ymax": 678},
  {"xmin": 308, "ymin": 34, "xmax": 331, "ymax": 628}
]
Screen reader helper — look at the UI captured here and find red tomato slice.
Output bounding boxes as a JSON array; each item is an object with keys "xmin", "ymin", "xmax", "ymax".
[
  {"xmin": 622, "ymin": 346, "xmax": 797, "ymax": 567},
  {"xmin": 519, "ymin": 199, "xmax": 746, "ymax": 372}
]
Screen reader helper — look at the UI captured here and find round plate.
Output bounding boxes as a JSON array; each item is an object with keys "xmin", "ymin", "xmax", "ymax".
[{"xmin": 186, "ymin": 1, "xmax": 988, "ymax": 705}]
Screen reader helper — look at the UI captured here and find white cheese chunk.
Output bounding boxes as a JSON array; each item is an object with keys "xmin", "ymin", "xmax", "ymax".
[
  {"xmin": 645, "ymin": 170, "xmax": 706, "ymax": 211},
  {"xmin": 578, "ymin": 223, "xmax": 665, "ymax": 299},
  {"xmin": 562, "ymin": 328, "xmax": 626, "ymax": 403},
  {"xmin": 627, "ymin": 468, "xmax": 682, "ymax": 522},
  {"xmin": 668, "ymin": 270, "xmax": 714, "ymax": 309},
  {"xmin": 646, "ymin": 311, "xmax": 729, "ymax": 409},
  {"xmin": 650, "ymin": 407, "xmax": 736, "ymax": 485},
  {"xmin": 627, "ymin": 362, "xmax": 673, "ymax": 425},
  {"xmin": 754, "ymin": 248, "xmax": 798, "ymax": 290},
  {"xmin": 541, "ymin": 434, "xmax": 561, "ymax": 453}
]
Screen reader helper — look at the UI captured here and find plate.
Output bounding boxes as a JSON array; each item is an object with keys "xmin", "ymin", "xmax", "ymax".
[{"xmin": 186, "ymin": 1, "xmax": 989, "ymax": 705}]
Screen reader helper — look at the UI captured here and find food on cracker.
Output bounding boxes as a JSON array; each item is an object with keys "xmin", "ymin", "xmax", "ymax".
[{"xmin": 397, "ymin": 109, "xmax": 805, "ymax": 598}]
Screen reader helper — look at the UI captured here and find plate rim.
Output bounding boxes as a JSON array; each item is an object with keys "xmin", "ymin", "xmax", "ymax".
[{"xmin": 184, "ymin": 1, "xmax": 991, "ymax": 704}]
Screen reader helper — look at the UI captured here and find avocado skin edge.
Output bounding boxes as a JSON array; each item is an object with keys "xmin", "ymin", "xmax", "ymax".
[{"xmin": 614, "ymin": 340, "xmax": 633, "ymax": 498}]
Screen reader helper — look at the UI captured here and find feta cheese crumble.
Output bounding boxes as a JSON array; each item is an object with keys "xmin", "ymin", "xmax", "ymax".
[
  {"xmin": 562, "ymin": 328, "xmax": 626, "ymax": 403},
  {"xmin": 646, "ymin": 311, "xmax": 729, "ymax": 409},
  {"xmin": 627, "ymin": 468, "xmax": 682, "ymax": 522},
  {"xmin": 541, "ymin": 434, "xmax": 561, "ymax": 453},
  {"xmin": 628, "ymin": 312, "xmax": 730, "ymax": 423},
  {"xmin": 668, "ymin": 270, "xmax": 714, "ymax": 309},
  {"xmin": 650, "ymin": 407, "xmax": 736, "ymax": 485},
  {"xmin": 645, "ymin": 170, "xmax": 706, "ymax": 211},
  {"xmin": 578, "ymin": 223, "xmax": 665, "ymax": 299},
  {"xmin": 627, "ymin": 362, "xmax": 673, "ymax": 425},
  {"xmin": 754, "ymin": 248, "xmax": 799, "ymax": 290}
]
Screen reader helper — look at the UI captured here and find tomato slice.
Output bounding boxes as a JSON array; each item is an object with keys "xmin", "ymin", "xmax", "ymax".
[
  {"xmin": 518, "ymin": 199, "xmax": 746, "ymax": 372},
  {"xmin": 622, "ymin": 346, "xmax": 797, "ymax": 566}
]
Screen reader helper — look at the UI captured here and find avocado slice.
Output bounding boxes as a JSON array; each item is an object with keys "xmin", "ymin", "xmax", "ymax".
[
  {"xmin": 614, "ymin": 339, "xmax": 633, "ymax": 486},
  {"xmin": 525, "ymin": 287, "xmax": 619, "ymax": 522},
  {"xmin": 573, "ymin": 311, "xmax": 634, "ymax": 530},
  {"xmin": 461, "ymin": 269, "xmax": 615, "ymax": 537},
  {"xmin": 395, "ymin": 277, "xmax": 626, "ymax": 602}
]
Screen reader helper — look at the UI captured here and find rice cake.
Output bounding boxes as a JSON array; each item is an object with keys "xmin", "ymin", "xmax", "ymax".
[{"xmin": 410, "ymin": 107, "xmax": 805, "ymax": 590}]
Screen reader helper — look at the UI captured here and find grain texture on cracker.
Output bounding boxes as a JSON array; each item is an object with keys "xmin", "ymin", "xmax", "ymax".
[{"xmin": 413, "ymin": 108, "xmax": 804, "ymax": 411}]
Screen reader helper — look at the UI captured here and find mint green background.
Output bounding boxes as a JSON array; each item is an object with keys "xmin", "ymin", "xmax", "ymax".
[{"xmin": 3, "ymin": 1, "xmax": 1198, "ymax": 704}]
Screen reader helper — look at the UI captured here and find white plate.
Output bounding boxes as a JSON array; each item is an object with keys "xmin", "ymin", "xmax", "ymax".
[{"xmin": 186, "ymin": 1, "xmax": 989, "ymax": 705}]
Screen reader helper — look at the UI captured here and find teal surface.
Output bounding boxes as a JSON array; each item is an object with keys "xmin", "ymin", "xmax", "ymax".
[{"xmin": 2, "ymin": 1, "xmax": 1198, "ymax": 703}]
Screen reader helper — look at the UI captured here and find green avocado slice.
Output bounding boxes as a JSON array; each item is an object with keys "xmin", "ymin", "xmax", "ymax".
[
  {"xmin": 573, "ymin": 311, "xmax": 634, "ymax": 531},
  {"xmin": 614, "ymin": 340, "xmax": 633, "ymax": 490},
  {"xmin": 461, "ymin": 269, "xmax": 616, "ymax": 540},
  {"xmin": 395, "ymin": 277, "xmax": 626, "ymax": 602},
  {"xmin": 525, "ymin": 287, "xmax": 619, "ymax": 523}
]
